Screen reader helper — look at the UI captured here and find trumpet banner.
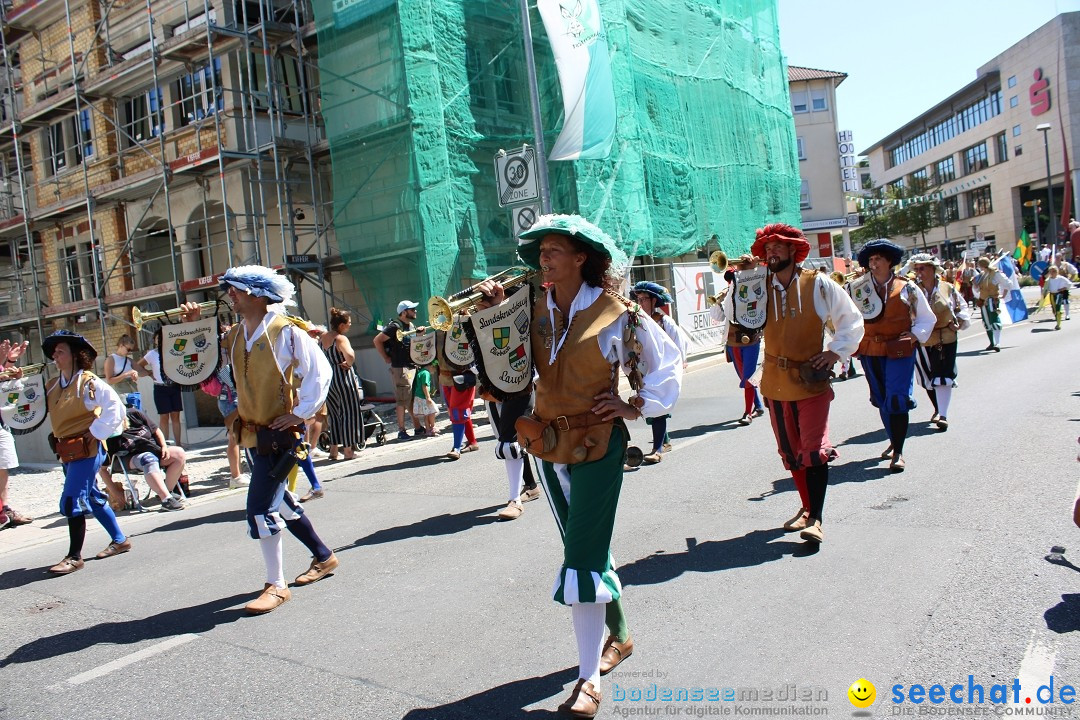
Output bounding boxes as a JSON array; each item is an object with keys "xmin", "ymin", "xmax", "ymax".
[
  {"xmin": 442, "ymin": 316, "xmax": 475, "ymax": 368},
  {"xmin": 409, "ymin": 330, "xmax": 437, "ymax": 367},
  {"xmin": 464, "ymin": 284, "xmax": 534, "ymax": 401},
  {"xmin": 161, "ymin": 318, "xmax": 220, "ymax": 387},
  {"xmin": 1, "ymin": 372, "xmax": 48, "ymax": 435}
]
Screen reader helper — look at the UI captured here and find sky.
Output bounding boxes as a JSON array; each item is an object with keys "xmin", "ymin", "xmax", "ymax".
[{"xmin": 777, "ymin": 0, "xmax": 1080, "ymax": 156}]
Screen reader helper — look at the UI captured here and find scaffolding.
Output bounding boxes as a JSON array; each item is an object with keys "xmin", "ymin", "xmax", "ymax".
[{"xmin": 0, "ymin": 0, "xmax": 358, "ymax": 364}]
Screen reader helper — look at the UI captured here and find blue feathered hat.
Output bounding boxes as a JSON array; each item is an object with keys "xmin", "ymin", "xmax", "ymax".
[
  {"xmin": 857, "ymin": 239, "xmax": 905, "ymax": 269},
  {"xmin": 219, "ymin": 265, "xmax": 296, "ymax": 306},
  {"xmin": 631, "ymin": 281, "xmax": 673, "ymax": 305},
  {"xmin": 517, "ymin": 214, "xmax": 629, "ymax": 277}
]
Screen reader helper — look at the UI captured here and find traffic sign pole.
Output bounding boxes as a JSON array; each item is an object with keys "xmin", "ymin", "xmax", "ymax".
[{"xmin": 518, "ymin": 0, "xmax": 551, "ymax": 214}]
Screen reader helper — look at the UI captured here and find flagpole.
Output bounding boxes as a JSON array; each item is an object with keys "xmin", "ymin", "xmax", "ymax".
[{"xmin": 519, "ymin": 0, "xmax": 552, "ymax": 214}]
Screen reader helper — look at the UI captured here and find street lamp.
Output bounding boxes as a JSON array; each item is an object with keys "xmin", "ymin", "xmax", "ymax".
[{"xmin": 1036, "ymin": 122, "xmax": 1057, "ymax": 253}]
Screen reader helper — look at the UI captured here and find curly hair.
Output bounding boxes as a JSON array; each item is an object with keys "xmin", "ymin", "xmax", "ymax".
[
  {"xmin": 329, "ymin": 307, "xmax": 351, "ymax": 332},
  {"xmin": 565, "ymin": 235, "xmax": 616, "ymax": 290},
  {"xmin": 74, "ymin": 348, "xmax": 95, "ymax": 371}
]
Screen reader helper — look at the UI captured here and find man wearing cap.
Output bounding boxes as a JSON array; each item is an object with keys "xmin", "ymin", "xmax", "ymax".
[
  {"xmin": 909, "ymin": 253, "xmax": 969, "ymax": 431},
  {"xmin": 973, "ymin": 256, "xmax": 1011, "ymax": 351},
  {"xmin": 753, "ymin": 224, "xmax": 863, "ymax": 544},
  {"xmin": 855, "ymin": 240, "xmax": 936, "ymax": 473},
  {"xmin": 373, "ymin": 300, "xmax": 423, "ymax": 441},
  {"xmin": 182, "ymin": 265, "xmax": 337, "ymax": 615},
  {"xmin": 476, "ymin": 214, "xmax": 681, "ymax": 718},
  {"xmin": 40, "ymin": 330, "xmax": 130, "ymax": 574},
  {"xmin": 709, "ymin": 253, "xmax": 766, "ymax": 425},
  {"xmin": 631, "ymin": 281, "xmax": 688, "ymax": 463}
]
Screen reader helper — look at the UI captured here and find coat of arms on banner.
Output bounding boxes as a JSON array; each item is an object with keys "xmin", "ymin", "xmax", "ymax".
[
  {"xmin": 1, "ymin": 372, "xmax": 48, "ymax": 435},
  {"xmin": 443, "ymin": 317, "xmax": 474, "ymax": 367},
  {"xmin": 464, "ymin": 283, "xmax": 534, "ymax": 401},
  {"xmin": 161, "ymin": 319, "xmax": 220, "ymax": 386},
  {"xmin": 409, "ymin": 330, "xmax": 437, "ymax": 366},
  {"xmin": 732, "ymin": 267, "xmax": 768, "ymax": 329},
  {"xmin": 847, "ymin": 274, "xmax": 884, "ymax": 321}
]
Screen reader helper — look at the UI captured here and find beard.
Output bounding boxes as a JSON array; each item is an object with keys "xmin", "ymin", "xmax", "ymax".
[{"xmin": 767, "ymin": 256, "xmax": 792, "ymax": 272}]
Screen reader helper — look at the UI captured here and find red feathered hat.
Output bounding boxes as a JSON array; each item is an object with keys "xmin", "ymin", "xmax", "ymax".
[{"xmin": 750, "ymin": 223, "xmax": 811, "ymax": 264}]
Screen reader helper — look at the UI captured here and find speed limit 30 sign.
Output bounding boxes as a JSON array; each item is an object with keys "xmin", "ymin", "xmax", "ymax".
[{"xmin": 494, "ymin": 145, "xmax": 540, "ymax": 207}]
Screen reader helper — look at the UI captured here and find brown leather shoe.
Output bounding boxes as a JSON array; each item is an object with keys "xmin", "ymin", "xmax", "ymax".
[
  {"xmin": 783, "ymin": 508, "xmax": 809, "ymax": 531},
  {"xmin": 299, "ymin": 489, "xmax": 324, "ymax": 503},
  {"xmin": 799, "ymin": 519, "xmax": 824, "ymax": 543},
  {"xmin": 880, "ymin": 445, "xmax": 894, "ymax": 459},
  {"xmin": 6, "ymin": 507, "xmax": 32, "ymax": 526},
  {"xmin": 890, "ymin": 455, "xmax": 906, "ymax": 473},
  {"xmin": 95, "ymin": 539, "xmax": 132, "ymax": 559},
  {"xmin": 497, "ymin": 501, "xmax": 524, "ymax": 520},
  {"xmin": 48, "ymin": 557, "xmax": 85, "ymax": 574},
  {"xmin": 642, "ymin": 452, "xmax": 662, "ymax": 464},
  {"xmin": 558, "ymin": 679, "xmax": 601, "ymax": 718},
  {"xmin": 599, "ymin": 634, "xmax": 634, "ymax": 675},
  {"xmin": 245, "ymin": 583, "xmax": 291, "ymax": 615},
  {"xmin": 294, "ymin": 552, "xmax": 339, "ymax": 586}
]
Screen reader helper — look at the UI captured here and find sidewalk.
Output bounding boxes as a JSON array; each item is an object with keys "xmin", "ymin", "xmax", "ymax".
[{"xmin": 0, "ymin": 351, "xmax": 727, "ymax": 556}]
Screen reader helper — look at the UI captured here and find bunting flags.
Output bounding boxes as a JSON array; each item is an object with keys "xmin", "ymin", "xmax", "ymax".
[{"xmin": 537, "ymin": 0, "xmax": 617, "ymax": 161}]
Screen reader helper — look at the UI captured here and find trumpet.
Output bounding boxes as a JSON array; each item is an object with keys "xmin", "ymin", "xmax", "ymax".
[
  {"xmin": 706, "ymin": 288, "xmax": 729, "ymax": 306},
  {"xmin": 0, "ymin": 362, "xmax": 46, "ymax": 381},
  {"xmin": 132, "ymin": 300, "xmax": 221, "ymax": 331},
  {"xmin": 395, "ymin": 326, "xmax": 426, "ymax": 342},
  {"xmin": 428, "ymin": 266, "xmax": 538, "ymax": 332},
  {"xmin": 709, "ymin": 250, "xmax": 729, "ymax": 275}
]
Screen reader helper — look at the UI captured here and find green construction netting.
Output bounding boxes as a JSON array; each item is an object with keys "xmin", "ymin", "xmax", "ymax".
[{"xmin": 312, "ymin": 0, "xmax": 799, "ymax": 329}]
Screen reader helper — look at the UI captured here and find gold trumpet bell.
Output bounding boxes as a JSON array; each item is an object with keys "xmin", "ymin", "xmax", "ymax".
[
  {"xmin": 709, "ymin": 250, "xmax": 728, "ymax": 275},
  {"xmin": 428, "ymin": 267, "xmax": 537, "ymax": 332},
  {"xmin": 132, "ymin": 300, "xmax": 221, "ymax": 331}
]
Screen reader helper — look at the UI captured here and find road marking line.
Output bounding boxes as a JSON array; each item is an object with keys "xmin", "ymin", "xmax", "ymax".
[
  {"xmin": 1013, "ymin": 629, "xmax": 1057, "ymax": 704},
  {"xmin": 62, "ymin": 634, "xmax": 199, "ymax": 686}
]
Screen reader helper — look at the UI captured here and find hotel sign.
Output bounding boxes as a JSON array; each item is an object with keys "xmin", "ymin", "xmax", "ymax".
[{"xmin": 838, "ymin": 130, "xmax": 859, "ymax": 193}]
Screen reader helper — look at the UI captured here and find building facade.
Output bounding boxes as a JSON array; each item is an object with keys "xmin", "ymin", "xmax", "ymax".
[
  {"xmin": 861, "ymin": 12, "xmax": 1080, "ymax": 260},
  {"xmin": 788, "ymin": 65, "xmax": 857, "ymax": 261}
]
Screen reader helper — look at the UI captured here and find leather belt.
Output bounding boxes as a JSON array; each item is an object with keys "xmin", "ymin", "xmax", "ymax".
[
  {"xmin": 764, "ymin": 353, "xmax": 807, "ymax": 371},
  {"xmin": 869, "ymin": 334, "xmax": 900, "ymax": 343},
  {"xmin": 541, "ymin": 412, "xmax": 609, "ymax": 432}
]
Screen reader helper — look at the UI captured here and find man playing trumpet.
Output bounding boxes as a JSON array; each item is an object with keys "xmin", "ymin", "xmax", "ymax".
[{"xmin": 709, "ymin": 253, "xmax": 766, "ymax": 425}]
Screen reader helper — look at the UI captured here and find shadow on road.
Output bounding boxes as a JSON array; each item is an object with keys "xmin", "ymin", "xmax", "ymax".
[
  {"xmin": 346, "ymin": 454, "xmax": 460, "ymax": 477},
  {"xmin": 1031, "ymin": 328, "xmax": 1059, "ymax": 334},
  {"xmin": 747, "ymin": 457, "xmax": 893, "ymax": 502},
  {"xmin": 131, "ymin": 508, "xmax": 246, "ymax": 537},
  {"xmin": 401, "ymin": 666, "xmax": 575, "ymax": 719},
  {"xmin": 668, "ymin": 421, "xmax": 741, "ymax": 440},
  {"xmin": 838, "ymin": 421, "xmax": 940, "ymax": 449},
  {"xmin": 0, "ymin": 593, "xmax": 250, "ymax": 667},
  {"xmin": 619, "ymin": 529, "xmax": 815, "ymax": 588},
  {"xmin": 1044, "ymin": 594, "xmax": 1080, "ymax": 634},
  {"xmin": 336, "ymin": 504, "xmax": 504, "ymax": 552}
]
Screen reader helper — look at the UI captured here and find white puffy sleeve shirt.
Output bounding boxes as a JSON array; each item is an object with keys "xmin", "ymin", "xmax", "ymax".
[
  {"xmin": 543, "ymin": 285, "xmax": 683, "ymax": 419},
  {"xmin": 240, "ymin": 314, "xmax": 332, "ymax": 421},
  {"xmin": 899, "ymin": 281, "xmax": 937, "ymax": 344}
]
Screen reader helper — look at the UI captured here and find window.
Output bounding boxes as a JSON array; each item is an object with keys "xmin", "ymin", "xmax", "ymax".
[
  {"xmin": 800, "ymin": 179, "xmax": 810, "ymax": 209},
  {"xmin": 887, "ymin": 90, "xmax": 1002, "ymax": 167},
  {"xmin": 963, "ymin": 142, "xmax": 988, "ymax": 175},
  {"xmin": 121, "ymin": 88, "xmax": 163, "ymax": 146},
  {"xmin": 172, "ymin": 9, "xmax": 216, "ymax": 36},
  {"xmin": 466, "ymin": 47, "xmax": 491, "ymax": 111},
  {"xmin": 942, "ymin": 196, "xmax": 959, "ymax": 223},
  {"xmin": 1008, "ymin": 75, "xmax": 1017, "ymax": 88},
  {"xmin": 911, "ymin": 168, "xmax": 927, "ymax": 183},
  {"xmin": 935, "ymin": 156, "xmax": 955, "ymax": 184},
  {"xmin": 796, "ymin": 136, "xmax": 805, "ymax": 160},
  {"xmin": 1009, "ymin": 95, "xmax": 1019, "ymax": 108},
  {"xmin": 811, "ymin": 88, "xmax": 827, "ymax": 111},
  {"xmin": 248, "ymin": 53, "xmax": 309, "ymax": 113},
  {"xmin": 492, "ymin": 52, "xmax": 523, "ymax": 116},
  {"xmin": 889, "ymin": 178, "xmax": 904, "ymax": 195},
  {"xmin": 968, "ymin": 186, "xmax": 992, "ymax": 217},
  {"xmin": 1013, "ymin": 124, "xmax": 1021, "ymax": 137},
  {"xmin": 177, "ymin": 58, "xmax": 223, "ymax": 126},
  {"xmin": 791, "ymin": 91, "xmax": 808, "ymax": 114},
  {"xmin": 995, "ymin": 132, "xmax": 1007, "ymax": 163},
  {"xmin": 44, "ymin": 110, "xmax": 93, "ymax": 176},
  {"xmin": 1014, "ymin": 145, "xmax": 1022, "ymax": 156},
  {"xmin": 64, "ymin": 247, "xmax": 83, "ymax": 302}
]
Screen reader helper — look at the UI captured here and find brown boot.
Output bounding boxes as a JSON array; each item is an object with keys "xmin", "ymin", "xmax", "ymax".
[
  {"xmin": 599, "ymin": 634, "xmax": 634, "ymax": 675},
  {"xmin": 558, "ymin": 679, "xmax": 601, "ymax": 718},
  {"xmin": 245, "ymin": 583, "xmax": 291, "ymax": 614}
]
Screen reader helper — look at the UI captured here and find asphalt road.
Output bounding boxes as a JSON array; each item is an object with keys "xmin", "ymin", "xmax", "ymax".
[{"xmin": 2, "ymin": 309, "xmax": 1079, "ymax": 720}]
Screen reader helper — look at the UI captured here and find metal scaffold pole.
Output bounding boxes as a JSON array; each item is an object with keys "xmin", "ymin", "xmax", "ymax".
[{"xmin": 518, "ymin": 0, "xmax": 551, "ymax": 214}]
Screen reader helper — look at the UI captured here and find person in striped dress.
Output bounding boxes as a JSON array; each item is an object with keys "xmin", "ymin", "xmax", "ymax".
[{"xmin": 319, "ymin": 308, "xmax": 365, "ymax": 461}]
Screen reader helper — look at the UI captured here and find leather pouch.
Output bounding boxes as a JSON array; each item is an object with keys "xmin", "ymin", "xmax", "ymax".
[
  {"xmin": 885, "ymin": 337, "xmax": 916, "ymax": 359},
  {"xmin": 798, "ymin": 363, "xmax": 833, "ymax": 384},
  {"xmin": 515, "ymin": 415, "xmax": 555, "ymax": 454},
  {"xmin": 56, "ymin": 434, "xmax": 96, "ymax": 463},
  {"xmin": 255, "ymin": 426, "xmax": 300, "ymax": 456}
]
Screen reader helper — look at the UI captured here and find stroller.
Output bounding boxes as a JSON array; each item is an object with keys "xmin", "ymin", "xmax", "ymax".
[{"xmin": 318, "ymin": 377, "xmax": 388, "ymax": 451}]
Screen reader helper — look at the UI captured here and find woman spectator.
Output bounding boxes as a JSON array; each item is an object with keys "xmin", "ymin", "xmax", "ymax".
[
  {"xmin": 319, "ymin": 308, "xmax": 364, "ymax": 460},
  {"xmin": 40, "ymin": 330, "xmax": 130, "ymax": 575}
]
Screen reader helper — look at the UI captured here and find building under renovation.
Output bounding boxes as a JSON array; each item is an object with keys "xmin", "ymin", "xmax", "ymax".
[{"xmin": 0, "ymin": 0, "xmax": 797, "ymax": 442}]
